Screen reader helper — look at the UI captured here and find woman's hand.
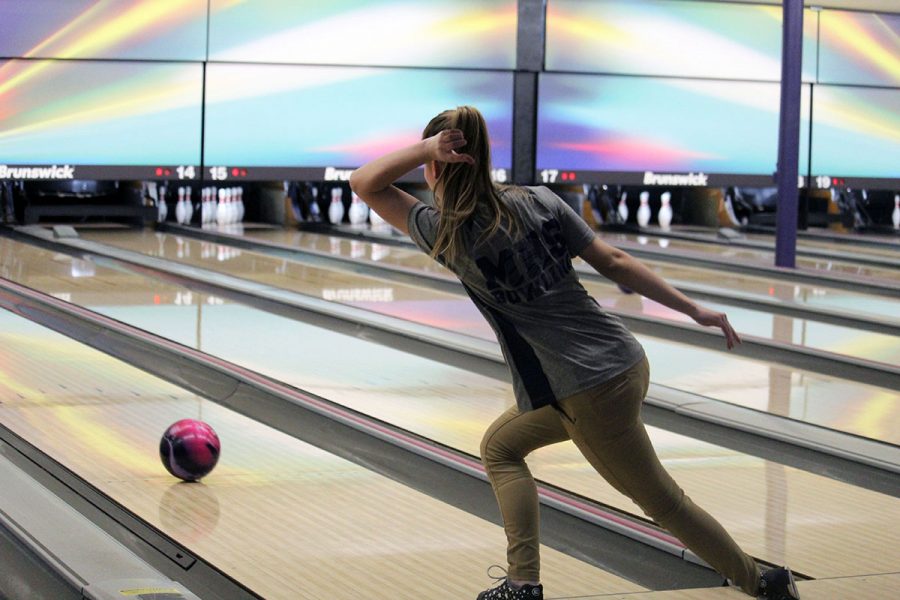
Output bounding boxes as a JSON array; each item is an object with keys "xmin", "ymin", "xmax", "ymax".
[
  {"xmin": 690, "ymin": 306, "xmax": 742, "ymax": 350},
  {"xmin": 424, "ymin": 129, "xmax": 475, "ymax": 165}
]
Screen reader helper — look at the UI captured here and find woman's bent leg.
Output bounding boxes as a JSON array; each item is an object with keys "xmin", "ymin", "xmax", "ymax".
[
  {"xmin": 480, "ymin": 404, "xmax": 569, "ymax": 582},
  {"xmin": 558, "ymin": 358, "xmax": 760, "ymax": 596}
]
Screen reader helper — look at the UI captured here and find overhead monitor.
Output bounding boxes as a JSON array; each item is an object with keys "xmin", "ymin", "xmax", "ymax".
[
  {"xmin": 545, "ymin": 0, "xmax": 817, "ymax": 82},
  {"xmin": 0, "ymin": 0, "xmax": 207, "ymax": 61},
  {"xmin": 818, "ymin": 10, "xmax": 900, "ymax": 87},
  {"xmin": 535, "ymin": 73, "xmax": 811, "ymax": 187},
  {"xmin": 0, "ymin": 60, "xmax": 203, "ymax": 181},
  {"xmin": 207, "ymin": 0, "xmax": 517, "ymax": 69},
  {"xmin": 810, "ymin": 85, "xmax": 900, "ymax": 189},
  {"xmin": 202, "ymin": 64, "xmax": 513, "ymax": 183}
]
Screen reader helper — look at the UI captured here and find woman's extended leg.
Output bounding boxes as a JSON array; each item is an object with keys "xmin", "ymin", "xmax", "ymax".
[
  {"xmin": 480, "ymin": 404, "xmax": 569, "ymax": 583},
  {"xmin": 557, "ymin": 357, "xmax": 761, "ymax": 596}
]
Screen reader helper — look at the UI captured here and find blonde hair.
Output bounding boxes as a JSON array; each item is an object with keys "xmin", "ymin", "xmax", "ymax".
[{"xmin": 423, "ymin": 106, "xmax": 522, "ymax": 264}]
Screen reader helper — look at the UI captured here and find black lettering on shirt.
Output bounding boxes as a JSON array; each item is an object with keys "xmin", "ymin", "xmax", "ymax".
[{"xmin": 475, "ymin": 217, "xmax": 573, "ymax": 305}]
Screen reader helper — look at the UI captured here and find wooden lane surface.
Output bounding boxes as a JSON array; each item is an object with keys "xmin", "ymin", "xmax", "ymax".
[
  {"xmin": 588, "ymin": 572, "xmax": 900, "ymax": 598},
  {"xmin": 71, "ymin": 231, "xmax": 900, "ymax": 445},
  {"xmin": 5, "ymin": 237, "xmax": 900, "ymax": 580},
  {"xmin": 719, "ymin": 229, "xmax": 900, "ymax": 261},
  {"xmin": 595, "ymin": 230, "xmax": 900, "ymax": 282},
  {"xmin": 0, "ymin": 311, "xmax": 643, "ymax": 599},
  {"xmin": 150, "ymin": 227, "xmax": 900, "ymax": 366},
  {"xmin": 240, "ymin": 228, "xmax": 900, "ymax": 322}
]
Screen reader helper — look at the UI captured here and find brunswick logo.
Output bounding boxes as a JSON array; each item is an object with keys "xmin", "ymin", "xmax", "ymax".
[
  {"xmin": 643, "ymin": 171, "xmax": 708, "ymax": 186},
  {"xmin": 0, "ymin": 165, "xmax": 76, "ymax": 180},
  {"xmin": 324, "ymin": 166, "xmax": 353, "ymax": 181}
]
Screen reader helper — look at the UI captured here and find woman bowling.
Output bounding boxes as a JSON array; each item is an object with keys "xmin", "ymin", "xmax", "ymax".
[{"xmin": 349, "ymin": 106, "xmax": 799, "ymax": 600}]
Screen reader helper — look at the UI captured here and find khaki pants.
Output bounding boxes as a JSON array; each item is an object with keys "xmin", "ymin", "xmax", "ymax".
[{"xmin": 479, "ymin": 357, "xmax": 760, "ymax": 596}]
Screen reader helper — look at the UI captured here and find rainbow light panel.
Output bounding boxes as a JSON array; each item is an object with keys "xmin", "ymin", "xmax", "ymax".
[
  {"xmin": 0, "ymin": 60, "xmax": 203, "ymax": 165},
  {"xmin": 536, "ymin": 73, "xmax": 810, "ymax": 175},
  {"xmin": 207, "ymin": 0, "xmax": 517, "ymax": 69},
  {"xmin": 545, "ymin": 0, "xmax": 817, "ymax": 82},
  {"xmin": 818, "ymin": 10, "xmax": 900, "ymax": 87},
  {"xmin": 811, "ymin": 86, "xmax": 900, "ymax": 180},
  {"xmin": 204, "ymin": 65, "xmax": 513, "ymax": 169},
  {"xmin": 0, "ymin": 0, "xmax": 208, "ymax": 61}
]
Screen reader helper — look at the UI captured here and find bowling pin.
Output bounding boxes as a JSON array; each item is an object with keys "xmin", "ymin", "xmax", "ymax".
[
  {"xmin": 209, "ymin": 188, "xmax": 218, "ymax": 225},
  {"xmin": 658, "ymin": 191, "xmax": 673, "ymax": 230},
  {"xmin": 235, "ymin": 187, "xmax": 245, "ymax": 222},
  {"xmin": 205, "ymin": 187, "xmax": 213, "ymax": 224},
  {"xmin": 370, "ymin": 207, "xmax": 386, "ymax": 228},
  {"xmin": 183, "ymin": 187, "xmax": 193, "ymax": 225},
  {"xmin": 175, "ymin": 187, "xmax": 186, "ymax": 224},
  {"xmin": 617, "ymin": 191, "xmax": 629, "ymax": 223},
  {"xmin": 153, "ymin": 183, "xmax": 167, "ymax": 222},
  {"xmin": 226, "ymin": 188, "xmax": 236, "ymax": 224},
  {"xmin": 329, "ymin": 187, "xmax": 345, "ymax": 224},
  {"xmin": 307, "ymin": 185, "xmax": 321, "ymax": 221},
  {"xmin": 893, "ymin": 194, "xmax": 900, "ymax": 230},
  {"xmin": 217, "ymin": 188, "xmax": 227, "ymax": 225},
  {"xmin": 160, "ymin": 185, "xmax": 169, "ymax": 221},
  {"xmin": 637, "ymin": 191, "xmax": 651, "ymax": 227},
  {"xmin": 348, "ymin": 191, "xmax": 368, "ymax": 225}
]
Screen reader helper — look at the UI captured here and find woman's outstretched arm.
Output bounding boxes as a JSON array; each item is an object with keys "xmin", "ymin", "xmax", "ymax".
[{"xmin": 580, "ymin": 237, "xmax": 742, "ymax": 349}]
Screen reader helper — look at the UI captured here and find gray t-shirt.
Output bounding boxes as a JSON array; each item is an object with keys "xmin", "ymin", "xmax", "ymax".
[{"xmin": 407, "ymin": 185, "xmax": 645, "ymax": 412}]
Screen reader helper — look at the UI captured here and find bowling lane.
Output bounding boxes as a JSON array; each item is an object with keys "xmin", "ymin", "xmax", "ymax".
[
  {"xmin": 71, "ymin": 230, "xmax": 900, "ymax": 445},
  {"xmin": 728, "ymin": 231, "xmax": 900, "ymax": 262},
  {"xmin": 0, "ymin": 308, "xmax": 639, "ymax": 600},
  {"xmin": 80, "ymin": 229, "xmax": 900, "ymax": 365},
  {"xmin": 4, "ymin": 237, "xmax": 900, "ymax": 580},
  {"xmin": 626, "ymin": 225, "xmax": 900, "ymax": 265},
  {"xmin": 240, "ymin": 228, "xmax": 900, "ymax": 323},
  {"xmin": 595, "ymin": 230, "xmax": 900, "ymax": 282}
]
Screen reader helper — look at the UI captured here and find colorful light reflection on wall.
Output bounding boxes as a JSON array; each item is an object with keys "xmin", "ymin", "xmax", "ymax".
[
  {"xmin": 536, "ymin": 73, "xmax": 810, "ymax": 175},
  {"xmin": 0, "ymin": 60, "xmax": 203, "ymax": 165},
  {"xmin": 0, "ymin": 0, "xmax": 207, "ymax": 61},
  {"xmin": 818, "ymin": 10, "xmax": 900, "ymax": 87},
  {"xmin": 208, "ymin": 0, "xmax": 516, "ymax": 69},
  {"xmin": 812, "ymin": 86, "xmax": 900, "ymax": 179},
  {"xmin": 545, "ymin": 0, "xmax": 817, "ymax": 82},
  {"xmin": 204, "ymin": 64, "xmax": 513, "ymax": 169}
]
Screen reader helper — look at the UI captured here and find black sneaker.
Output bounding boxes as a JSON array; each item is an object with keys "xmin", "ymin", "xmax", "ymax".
[
  {"xmin": 476, "ymin": 566, "xmax": 543, "ymax": 600},
  {"xmin": 758, "ymin": 566, "xmax": 800, "ymax": 599}
]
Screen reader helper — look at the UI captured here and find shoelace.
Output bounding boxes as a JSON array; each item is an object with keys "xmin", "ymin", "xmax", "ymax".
[
  {"xmin": 482, "ymin": 565, "xmax": 529, "ymax": 599},
  {"xmin": 485, "ymin": 564, "xmax": 510, "ymax": 589}
]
